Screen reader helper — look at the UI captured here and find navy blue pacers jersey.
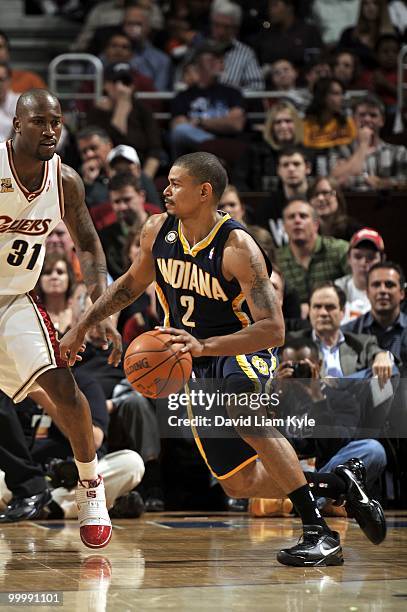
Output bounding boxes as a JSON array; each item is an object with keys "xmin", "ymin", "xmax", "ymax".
[{"xmin": 152, "ymin": 212, "xmax": 273, "ymax": 339}]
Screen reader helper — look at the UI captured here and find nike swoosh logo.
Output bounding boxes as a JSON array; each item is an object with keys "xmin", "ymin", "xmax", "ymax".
[
  {"xmin": 345, "ymin": 469, "xmax": 370, "ymax": 504},
  {"xmin": 320, "ymin": 544, "xmax": 340, "ymax": 557}
]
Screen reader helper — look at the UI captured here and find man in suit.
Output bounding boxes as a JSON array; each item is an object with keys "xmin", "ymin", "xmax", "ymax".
[
  {"xmin": 343, "ymin": 262, "xmax": 407, "ymax": 436},
  {"xmin": 289, "ymin": 281, "xmax": 395, "ymax": 432}
]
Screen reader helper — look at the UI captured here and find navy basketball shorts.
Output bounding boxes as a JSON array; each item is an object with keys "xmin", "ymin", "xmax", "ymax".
[{"xmin": 187, "ymin": 349, "xmax": 277, "ymax": 480}]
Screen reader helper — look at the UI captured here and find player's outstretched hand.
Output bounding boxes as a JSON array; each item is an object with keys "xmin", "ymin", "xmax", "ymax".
[
  {"xmin": 60, "ymin": 324, "xmax": 87, "ymax": 367},
  {"xmin": 156, "ymin": 326, "xmax": 204, "ymax": 358},
  {"xmin": 92, "ymin": 319, "xmax": 123, "ymax": 367}
]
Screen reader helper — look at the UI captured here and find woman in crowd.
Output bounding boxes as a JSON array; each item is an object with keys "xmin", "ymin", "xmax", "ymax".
[
  {"xmin": 338, "ymin": 0, "xmax": 395, "ymax": 69},
  {"xmin": 303, "ymin": 78, "xmax": 356, "ymax": 151},
  {"xmin": 332, "ymin": 50, "xmax": 363, "ymax": 90},
  {"xmin": 35, "ymin": 253, "xmax": 76, "ymax": 335},
  {"xmin": 308, "ymin": 176, "xmax": 362, "ymax": 241},
  {"xmin": 233, "ymin": 101, "xmax": 304, "ymax": 191}
]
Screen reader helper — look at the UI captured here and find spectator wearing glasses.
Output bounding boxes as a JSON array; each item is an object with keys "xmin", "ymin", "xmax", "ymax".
[
  {"xmin": 209, "ymin": 1, "xmax": 264, "ymax": 90},
  {"xmin": 308, "ymin": 176, "xmax": 362, "ymax": 242},
  {"xmin": 335, "ymin": 228, "xmax": 385, "ymax": 324}
]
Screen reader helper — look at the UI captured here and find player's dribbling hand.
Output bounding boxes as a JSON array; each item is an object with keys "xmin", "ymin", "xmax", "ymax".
[{"xmin": 155, "ymin": 326, "xmax": 204, "ymax": 358}]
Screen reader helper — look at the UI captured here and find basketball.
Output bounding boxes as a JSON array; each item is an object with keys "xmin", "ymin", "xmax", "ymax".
[{"xmin": 123, "ymin": 330, "xmax": 193, "ymax": 398}]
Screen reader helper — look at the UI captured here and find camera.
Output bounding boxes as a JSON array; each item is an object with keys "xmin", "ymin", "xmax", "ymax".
[
  {"xmin": 291, "ymin": 362, "xmax": 312, "ymax": 378},
  {"xmin": 113, "ymin": 72, "xmax": 133, "ymax": 86}
]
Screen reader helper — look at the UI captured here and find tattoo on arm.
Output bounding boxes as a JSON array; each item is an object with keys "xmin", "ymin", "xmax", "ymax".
[
  {"xmin": 63, "ymin": 165, "xmax": 107, "ymax": 299},
  {"xmin": 249, "ymin": 256, "xmax": 277, "ymax": 312},
  {"xmin": 84, "ymin": 276, "xmax": 139, "ymax": 328}
]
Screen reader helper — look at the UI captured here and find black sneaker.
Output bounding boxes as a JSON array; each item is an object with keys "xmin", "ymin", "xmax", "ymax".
[
  {"xmin": 277, "ymin": 525, "xmax": 344, "ymax": 567},
  {"xmin": 0, "ymin": 489, "xmax": 52, "ymax": 523},
  {"xmin": 109, "ymin": 491, "xmax": 145, "ymax": 519},
  {"xmin": 334, "ymin": 458, "xmax": 386, "ymax": 545}
]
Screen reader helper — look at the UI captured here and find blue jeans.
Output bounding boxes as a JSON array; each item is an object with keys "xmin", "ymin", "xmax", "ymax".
[
  {"xmin": 170, "ymin": 122, "xmax": 214, "ymax": 158},
  {"xmin": 317, "ymin": 439, "xmax": 387, "ymax": 507}
]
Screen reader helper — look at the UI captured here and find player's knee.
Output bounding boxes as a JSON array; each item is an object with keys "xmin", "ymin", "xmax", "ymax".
[
  {"xmin": 221, "ymin": 464, "xmax": 258, "ymax": 498},
  {"xmin": 124, "ymin": 450, "xmax": 145, "ymax": 488}
]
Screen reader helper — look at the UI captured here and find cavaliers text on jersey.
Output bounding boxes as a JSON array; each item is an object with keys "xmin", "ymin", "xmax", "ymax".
[{"xmin": 0, "ymin": 140, "xmax": 64, "ymax": 295}]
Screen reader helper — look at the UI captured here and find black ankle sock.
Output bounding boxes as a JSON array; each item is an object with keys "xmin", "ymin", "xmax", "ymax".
[
  {"xmin": 305, "ymin": 472, "xmax": 347, "ymax": 501},
  {"xmin": 288, "ymin": 484, "xmax": 331, "ymax": 532}
]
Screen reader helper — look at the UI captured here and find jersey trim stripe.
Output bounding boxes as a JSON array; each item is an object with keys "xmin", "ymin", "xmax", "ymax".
[
  {"xmin": 178, "ymin": 213, "xmax": 231, "ymax": 257},
  {"xmin": 265, "ymin": 350, "xmax": 277, "ymax": 395},
  {"xmin": 6, "ymin": 140, "xmax": 49, "ymax": 202},
  {"xmin": 235, "ymin": 355, "xmax": 262, "ymax": 393},
  {"xmin": 232, "ymin": 293, "xmax": 250, "ymax": 328},
  {"xmin": 26, "ymin": 293, "xmax": 56, "ymax": 365},
  {"xmin": 155, "ymin": 283, "xmax": 171, "ymax": 327},
  {"xmin": 12, "ymin": 363, "xmax": 56, "ymax": 402},
  {"xmin": 57, "ymin": 157, "xmax": 64, "ymax": 217},
  {"xmin": 185, "ymin": 383, "xmax": 258, "ymax": 479}
]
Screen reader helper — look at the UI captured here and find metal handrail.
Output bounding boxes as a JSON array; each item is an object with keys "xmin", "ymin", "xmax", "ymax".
[
  {"xmin": 48, "ymin": 53, "xmax": 104, "ymax": 100},
  {"xmin": 47, "ymin": 53, "xmax": 370, "ymax": 123},
  {"xmin": 395, "ymin": 45, "xmax": 407, "ymax": 133}
]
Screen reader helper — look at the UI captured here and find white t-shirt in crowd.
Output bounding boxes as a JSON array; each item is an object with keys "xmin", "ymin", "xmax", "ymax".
[{"xmin": 335, "ymin": 274, "xmax": 371, "ymax": 324}]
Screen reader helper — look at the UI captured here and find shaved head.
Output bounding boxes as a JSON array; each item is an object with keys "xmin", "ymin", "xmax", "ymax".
[
  {"xmin": 16, "ymin": 88, "xmax": 60, "ymax": 116},
  {"xmin": 13, "ymin": 88, "xmax": 63, "ymax": 161}
]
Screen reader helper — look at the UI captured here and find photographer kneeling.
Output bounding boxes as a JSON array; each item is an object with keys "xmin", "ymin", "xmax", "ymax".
[{"xmin": 250, "ymin": 336, "xmax": 386, "ymax": 517}]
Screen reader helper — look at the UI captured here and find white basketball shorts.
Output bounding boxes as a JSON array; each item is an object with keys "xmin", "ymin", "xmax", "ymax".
[{"xmin": 0, "ymin": 292, "xmax": 63, "ymax": 403}]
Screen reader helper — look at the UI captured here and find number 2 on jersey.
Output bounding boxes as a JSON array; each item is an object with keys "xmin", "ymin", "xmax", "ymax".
[
  {"xmin": 7, "ymin": 240, "xmax": 42, "ymax": 270},
  {"xmin": 180, "ymin": 295, "xmax": 195, "ymax": 327}
]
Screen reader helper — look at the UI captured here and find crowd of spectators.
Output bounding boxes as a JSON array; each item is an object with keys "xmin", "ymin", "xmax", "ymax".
[{"xmin": 1, "ymin": 0, "xmax": 407, "ymax": 521}]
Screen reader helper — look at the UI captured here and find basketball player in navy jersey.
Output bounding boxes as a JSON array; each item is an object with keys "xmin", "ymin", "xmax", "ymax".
[
  {"xmin": 61, "ymin": 152, "xmax": 386, "ymax": 565},
  {"xmin": 0, "ymin": 88, "xmax": 122, "ymax": 548}
]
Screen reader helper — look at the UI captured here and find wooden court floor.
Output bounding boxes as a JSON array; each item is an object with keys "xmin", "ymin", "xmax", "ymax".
[{"xmin": 0, "ymin": 511, "xmax": 407, "ymax": 611}]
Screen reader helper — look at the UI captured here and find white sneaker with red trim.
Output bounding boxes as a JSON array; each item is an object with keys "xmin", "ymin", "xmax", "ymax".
[{"xmin": 75, "ymin": 476, "xmax": 112, "ymax": 549}]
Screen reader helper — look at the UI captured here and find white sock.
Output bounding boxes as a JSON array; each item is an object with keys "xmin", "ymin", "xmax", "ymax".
[{"xmin": 75, "ymin": 455, "xmax": 98, "ymax": 483}]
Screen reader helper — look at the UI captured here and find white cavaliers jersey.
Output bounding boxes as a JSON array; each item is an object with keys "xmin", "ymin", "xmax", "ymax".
[{"xmin": 0, "ymin": 140, "xmax": 64, "ymax": 295}]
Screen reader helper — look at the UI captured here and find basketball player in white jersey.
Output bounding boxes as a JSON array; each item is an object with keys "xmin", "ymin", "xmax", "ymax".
[{"xmin": 0, "ymin": 88, "xmax": 122, "ymax": 548}]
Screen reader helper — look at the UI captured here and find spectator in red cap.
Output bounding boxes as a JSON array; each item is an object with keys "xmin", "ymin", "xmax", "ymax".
[{"xmin": 335, "ymin": 228, "xmax": 385, "ymax": 324}]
